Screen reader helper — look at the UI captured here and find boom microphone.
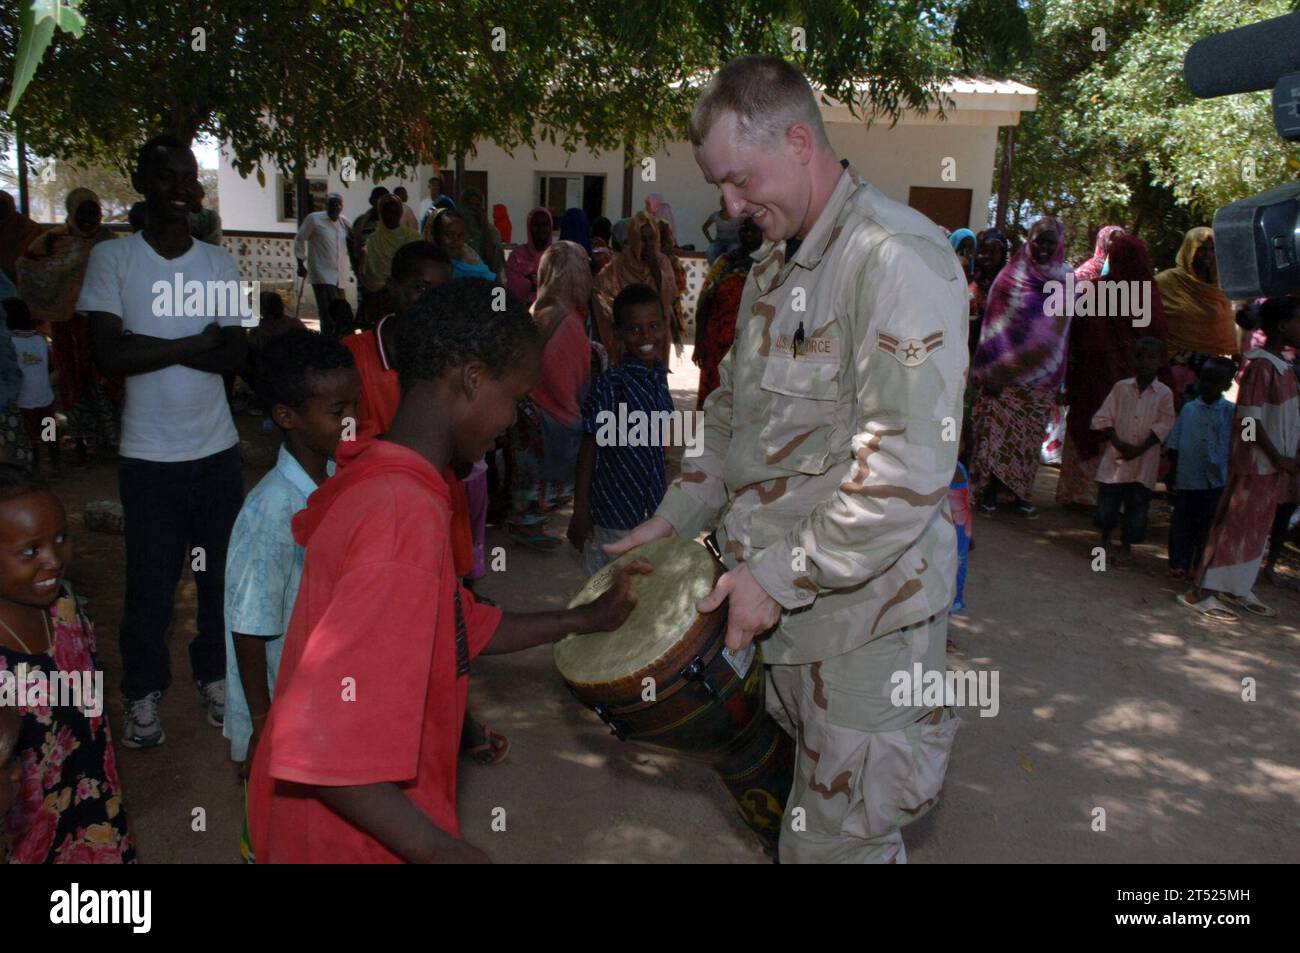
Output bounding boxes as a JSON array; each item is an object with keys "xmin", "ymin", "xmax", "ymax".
[{"xmin": 1183, "ymin": 11, "xmax": 1300, "ymax": 99}]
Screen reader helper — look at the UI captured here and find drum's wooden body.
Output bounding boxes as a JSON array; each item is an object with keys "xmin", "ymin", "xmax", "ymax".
[{"xmin": 554, "ymin": 539, "xmax": 794, "ymax": 853}]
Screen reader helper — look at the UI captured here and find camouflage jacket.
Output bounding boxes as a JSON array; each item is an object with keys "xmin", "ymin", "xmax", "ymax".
[{"xmin": 657, "ymin": 164, "xmax": 969, "ymax": 665}]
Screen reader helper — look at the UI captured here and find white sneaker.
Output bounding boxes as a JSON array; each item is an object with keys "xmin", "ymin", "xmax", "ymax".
[
  {"xmin": 122, "ymin": 691, "xmax": 165, "ymax": 749},
  {"xmin": 197, "ymin": 679, "xmax": 226, "ymax": 728}
]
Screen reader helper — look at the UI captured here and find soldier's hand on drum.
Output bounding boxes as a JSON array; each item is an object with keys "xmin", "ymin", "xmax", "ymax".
[
  {"xmin": 697, "ymin": 563, "xmax": 781, "ymax": 652},
  {"xmin": 580, "ymin": 558, "xmax": 654, "ymax": 632},
  {"xmin": 603, "ymin": 515, "xmax": 675, "ymax": 556}
]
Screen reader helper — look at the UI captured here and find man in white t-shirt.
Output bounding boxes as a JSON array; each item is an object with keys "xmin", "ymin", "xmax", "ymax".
[
  {"xmin": 79, "ymin": 135, "xmax": 248, "ymax": 750},
  {"xmin": 293, "ymin": 192, "xmax": 350, "ymax": 339}
]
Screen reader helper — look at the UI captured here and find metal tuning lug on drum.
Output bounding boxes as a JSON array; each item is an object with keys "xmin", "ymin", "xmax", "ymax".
[
  {"xmin": 680, "ymin": 656, "xmax": 719, "ymax": 700},
  {"xmin": 590, "ymin": 703, "xmax": 628, "ymax": 741}
]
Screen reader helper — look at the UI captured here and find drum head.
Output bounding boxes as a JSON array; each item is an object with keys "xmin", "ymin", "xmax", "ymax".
[{"xmin": 554, "ymin": 538, "xmax": 719, "ymax": 687}]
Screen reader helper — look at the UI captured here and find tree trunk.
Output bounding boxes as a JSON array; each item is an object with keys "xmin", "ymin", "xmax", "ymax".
[
  {"xmin": 621, "ymin": 142, "xmax": 634, "ymax": 219},
  {"xmin": 995, "ymin": 125, "xmax": 1015, "ymax": 233},
  {"xmin": 15, "ymin": 130, "xmax": 29, "ymax": 217},
  {"xmin": 295, "ymin": 144, "xmax": 311, "ymax": 225}
]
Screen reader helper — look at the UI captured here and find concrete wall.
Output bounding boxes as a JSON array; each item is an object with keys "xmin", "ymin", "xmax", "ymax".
[
  {"xmin": 217, "ymin": 120, "xmax": 999, "ymax": 242},
  {"xmin": 217, "ymin": 146, "xmax": 426, "ymax": 234},
  {"xmin": 456, "ymin": 139, "xmax": 626, "ymax": 235},
  {"xmin": 826, "ymin": 121, "xmax": 998, "ymax": 234}
]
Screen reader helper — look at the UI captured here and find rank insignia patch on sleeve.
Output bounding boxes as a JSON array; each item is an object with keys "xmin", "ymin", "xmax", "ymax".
[{"xmin": 877, "ymin": 330, "xmax": 944, "ymax": 367}]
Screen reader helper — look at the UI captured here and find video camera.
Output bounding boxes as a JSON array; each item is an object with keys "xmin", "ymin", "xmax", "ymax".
[{"xmin": 1184, "ymin": 11, "xmax": 1300, "ymax": 299}]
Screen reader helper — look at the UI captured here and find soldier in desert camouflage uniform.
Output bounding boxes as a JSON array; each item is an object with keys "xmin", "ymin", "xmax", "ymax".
[{"xmin": 609, "ymin": 56, "xmax": 968, "ymax": 863}]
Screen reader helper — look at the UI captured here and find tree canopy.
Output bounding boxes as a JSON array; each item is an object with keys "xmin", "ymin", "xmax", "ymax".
[
  {"xmin": 1, "ymin": 1, "xmax": 1030, "ymax": 180},
  {"xmin": 1006, "ymin": 0, "xmax": 1300, "ymax": 267}
]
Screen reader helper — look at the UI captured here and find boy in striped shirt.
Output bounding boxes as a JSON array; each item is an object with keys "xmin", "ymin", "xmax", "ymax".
[{"xmin": 569, "ymin": 283, "xmax": 676, "ymax": 575}]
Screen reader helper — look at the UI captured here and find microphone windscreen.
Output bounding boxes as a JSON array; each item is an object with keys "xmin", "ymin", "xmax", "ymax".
[{"xmin": 1184, "ymin": 11, "xmax": 1300, "ymax": 98}]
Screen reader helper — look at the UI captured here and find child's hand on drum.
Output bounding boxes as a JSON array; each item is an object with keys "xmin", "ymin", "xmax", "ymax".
[{"xmin": 579, "ymin": 558, "xmax": 654, "ymax": 632}]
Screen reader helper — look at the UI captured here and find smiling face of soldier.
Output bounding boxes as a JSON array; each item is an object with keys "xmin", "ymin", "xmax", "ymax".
[{"xmin": 693, "ymin": 110, "xmax": 821, "ymax": 243}]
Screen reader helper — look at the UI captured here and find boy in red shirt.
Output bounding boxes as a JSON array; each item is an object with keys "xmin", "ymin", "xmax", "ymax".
[
  {"xmin": 343, "ymin": 241, "xmax": 502, "ymax": 762},
  {"xmin": 248, "ymin": 279, "xmax": 645, "ymax": 863}
]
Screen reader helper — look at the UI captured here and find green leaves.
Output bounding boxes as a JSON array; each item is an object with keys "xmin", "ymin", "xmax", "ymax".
[
  {"xmin": 7, "ymin": 0, "xmax": 86, "ymax": 114},
  {"xmin": 1007, "ymin": 0, "xmax": 1300, "ymax": 265},
  {"xmin": 0, "ymin": 1, "xmax": 1038, "ymax": 188}
]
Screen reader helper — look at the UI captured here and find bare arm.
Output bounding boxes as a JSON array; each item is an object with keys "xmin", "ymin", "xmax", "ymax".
[
  {"xmin": 180, "ymin": 325, "xmax": 248, "ymax": 375},
  {"xmin": 89, "ymin": 312, "xmax": 219, "ymax": 377},
  {"xmin": 481, "ymin": 559, "xmax": 650, "ymax": 654},
  {"xmin": 483, "ymin": 606, "xmax": 599, "ymax": 655},
  {"xmin": 569, "ymin": 434, "xmax": 598, "ymax": 543},
  {"xmin": 315, "ymin": 783, "xmax": 488, "ymax": 863},
  {"xmin": 233, "ymin": 632, "xmax": 272, "ymax": 778},
  {"xmin": 232, "ymin": 633, "xmax": 272, "ymax": 724}
]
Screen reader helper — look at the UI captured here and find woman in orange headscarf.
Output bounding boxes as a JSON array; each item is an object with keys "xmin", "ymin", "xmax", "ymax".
[
  {"xmin": 1156, "ymin": 227, "xmax": 1239, "ymax": 401},
  {"xmin": 592, "ymin": 210, "xmax": 676, "ymax": 365}
]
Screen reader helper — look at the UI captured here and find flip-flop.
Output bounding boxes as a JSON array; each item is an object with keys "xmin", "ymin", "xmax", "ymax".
[
  {"xmin": 1176, "ymin": 593, "xmax": 1239, "ymax": 622},
  {"xmin": 1219, "ymin": 592, "xmax": 1278, "ymax": 619},
  {"xmin": 462, "ymin": 724, "xmax": 510, "ymax": 766}
]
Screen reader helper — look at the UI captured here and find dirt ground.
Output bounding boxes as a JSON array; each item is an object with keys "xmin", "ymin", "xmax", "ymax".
[{"xmin": 55, "ymin": 350, "xmax": 1299, "ymax": 864}]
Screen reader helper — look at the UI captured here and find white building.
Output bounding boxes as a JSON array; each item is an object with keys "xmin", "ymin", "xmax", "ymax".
[{"xmin": 216, "ymin": 78, "xmax": 1036, "ymax": 312}]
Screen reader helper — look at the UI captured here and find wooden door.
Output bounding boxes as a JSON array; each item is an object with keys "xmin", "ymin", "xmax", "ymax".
[{"xmin": 907, "ymin": 186, "xmax": 974, "ymax": 234}]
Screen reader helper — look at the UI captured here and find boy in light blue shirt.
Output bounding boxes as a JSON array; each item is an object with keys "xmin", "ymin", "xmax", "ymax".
[
  {"xmin": 223, "ymin": 328, "xmax": 359, "ymax": 860},
  {"xmin": 1166, "ymin": 356, "xmax": 1235, "ymax": 577}
]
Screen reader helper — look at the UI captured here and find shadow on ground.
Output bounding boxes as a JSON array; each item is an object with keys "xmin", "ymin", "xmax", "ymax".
[{"xmin": 52, "ymin": 349, "xmax": 1299, "ymax": 862}]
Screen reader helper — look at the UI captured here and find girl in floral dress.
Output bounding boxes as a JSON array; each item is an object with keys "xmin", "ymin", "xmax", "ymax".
[{"xmin": 0, "ymin": 465, "xmax": 134, "ymax": 863}]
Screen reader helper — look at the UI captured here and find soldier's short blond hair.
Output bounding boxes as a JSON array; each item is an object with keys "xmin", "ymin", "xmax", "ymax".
[{"xmin": 688, "ymin": 56, "xmax": 830, "ymax": 150}]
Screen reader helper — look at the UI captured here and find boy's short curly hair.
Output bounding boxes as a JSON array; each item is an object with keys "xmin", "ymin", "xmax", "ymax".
[
  {"xmin": 255, "ymin": 327, "xmax": 355, "ymax": 413},
  {"xmin": 391, "ymin": 241, "xmax": 450, "ymax": 283},
  {"xmin": 392, "ymin": 278, "xmax": 539, "ymax": 391},
  {"xmin": 612, "ymin": 282, "xmax": 661, "ymax": 328}
]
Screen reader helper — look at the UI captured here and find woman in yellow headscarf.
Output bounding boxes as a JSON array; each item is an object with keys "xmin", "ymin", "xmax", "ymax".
[{"xmin": 1156, "ymin": 227, "xmax": 1239, "ymax": 367}]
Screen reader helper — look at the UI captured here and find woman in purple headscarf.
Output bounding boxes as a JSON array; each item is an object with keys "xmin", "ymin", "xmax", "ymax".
[{"xmin": 969, "ymin": 217, "xmax": 1073, "ymax": 517}]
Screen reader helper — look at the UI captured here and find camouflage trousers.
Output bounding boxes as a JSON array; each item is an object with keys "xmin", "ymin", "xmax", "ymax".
[{"xmin": 768, "ymin": 613, "xmax": 960, "ymax": 864}]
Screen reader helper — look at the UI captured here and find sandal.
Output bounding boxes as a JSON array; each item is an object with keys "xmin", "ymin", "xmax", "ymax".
[
  {"xmin": 1176, "ymin": 592, "xmax": 1239, "ymax": 622},
  {"xmin": 462, "ymin": 723, "xmax": 510, "ymax": 766},
  {"xmin": 977, "ymin": 502, "xmax": 998, "ymax": 518},
  {"xmin": 1219, "ymin": 592, "xmax": 1278, "ymax": 619},
  {"xmin": 1016, "ymin": 503, "xmax": 1039, "ymax": 519}
]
